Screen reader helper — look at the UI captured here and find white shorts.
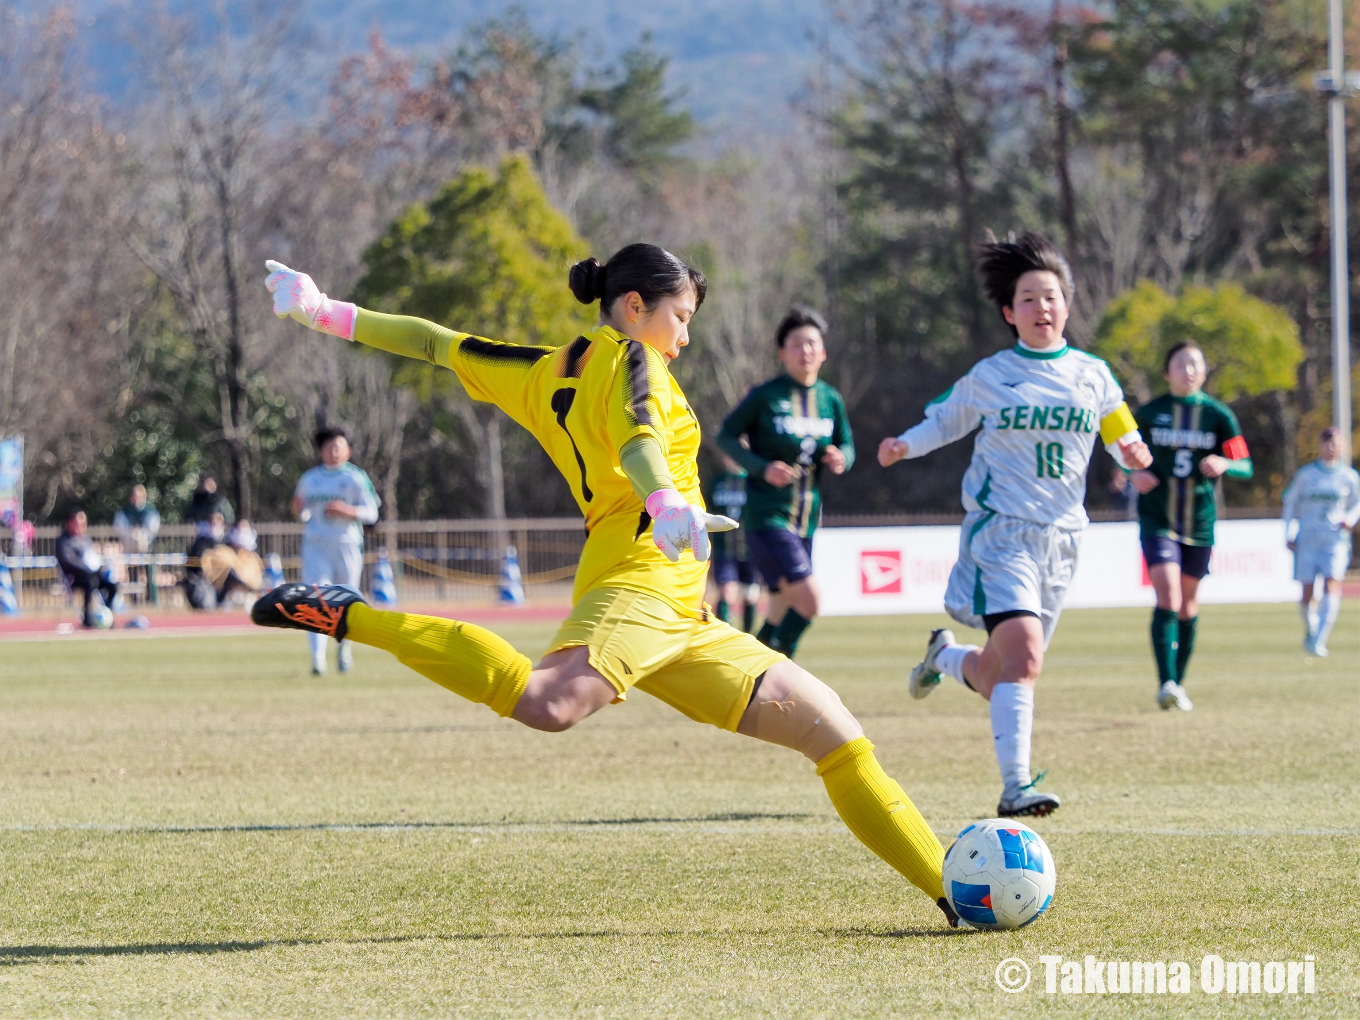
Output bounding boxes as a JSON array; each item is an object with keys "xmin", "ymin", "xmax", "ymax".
[
  {"xmin": 301, "ymin": 539, "xmax": 364, "ymax": 589},
  {"xmin": 944, "ymin": 510, "xmax": 1081, "ymax": 648},
  {"xmin": 1294, "ymin": 535, "xmax": 1352, "ymax": 583}
]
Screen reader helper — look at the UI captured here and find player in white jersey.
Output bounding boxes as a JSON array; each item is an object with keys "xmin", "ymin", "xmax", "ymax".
[
  {"xmin": 1282, "ymin": 426, "xmax": 1360, "ymax": 657},
  {"xmin": 293, "ymin": 426, "xmax": 381, "ymax": 674},
  {"xmin": 879, "ymin": 233, "xmax": 1151, "ymax": 818}
]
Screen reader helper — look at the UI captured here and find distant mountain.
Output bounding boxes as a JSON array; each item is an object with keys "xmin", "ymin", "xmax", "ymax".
[{"xmin": 48, "ymin": 0, "xmax": 828, "ymax": 131}]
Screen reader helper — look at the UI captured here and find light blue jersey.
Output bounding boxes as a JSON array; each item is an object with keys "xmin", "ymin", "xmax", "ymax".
[
  {"xmin": 295, "ymin": 464, "xmax": 380, "ymax": 545},
  {"xmin": 1282, "ymin": 460, "xmax": 1360, "ymax": 545}
]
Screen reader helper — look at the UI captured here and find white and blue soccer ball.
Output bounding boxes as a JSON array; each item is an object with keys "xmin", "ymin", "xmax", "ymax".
[
  {"xmin": 88, "ymin": 603, "xmax": 114, "ymax": 630},
  {"xmin": 942, "ymin": 819, "xmax": 1056, "ymax": 930}
]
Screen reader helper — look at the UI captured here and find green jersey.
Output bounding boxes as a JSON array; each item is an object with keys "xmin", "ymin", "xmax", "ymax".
[
  {"xmin": 704, "ymin": 471, "xmax": 749, "ymax": 561},
  {"xmin": 717, "ymin": 375, "xmax": 855, "ymax": 537},
  {"xmin": 1134, "ymin": 392, "xmax": 1251, "ymax": 546}
]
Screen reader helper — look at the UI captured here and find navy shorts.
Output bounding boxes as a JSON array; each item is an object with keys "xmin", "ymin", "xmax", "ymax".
[
  {"xmin": 747, "ymin": 528, "xmax": 814, "ymax": 591},
  {"xmin": 1141, "ymin": 536, "xmax": 1212, "ymax": 580},
  {"xmin": 711, "ymin": 557, "xmax": 757, "ymax": 587}
]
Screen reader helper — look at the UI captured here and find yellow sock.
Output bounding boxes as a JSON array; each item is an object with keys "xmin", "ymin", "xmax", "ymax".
[
  {"xmin": 817, "ymin": 737, "xmax": 945, "ymax": 901},
  {"xmin": 344, "ymin": 604, "xmax": 531, "ymax": 718}
]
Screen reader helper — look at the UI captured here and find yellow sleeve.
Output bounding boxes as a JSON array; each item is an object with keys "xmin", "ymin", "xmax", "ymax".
[
  {"xmin": 606, "ymin": 339, "xmax": 673, "ymax": 456},
  {"xmin": 1098, "ymin": 402, "xmax": 1138, "ymax": 445},
  {"xmin": 354, "ymin": 308, "xmax": 461, "ymax": 367},
  {"xmin": 354, "ymin": 308, "xmax": 556, "ymax": 431}
]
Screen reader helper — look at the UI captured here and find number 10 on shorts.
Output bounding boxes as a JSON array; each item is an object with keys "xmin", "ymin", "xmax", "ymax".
[{"xmin": 1035, "ymin": 442, "xmax": 1064, "ymax": 478}]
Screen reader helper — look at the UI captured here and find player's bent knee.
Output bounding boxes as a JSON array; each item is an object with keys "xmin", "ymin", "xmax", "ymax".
[
  {"xmin": 513, "ymin": 694, "xmax": 586, "ymax": 732},
  {"xmin": 741, "ymin": 662, "xmax": 862, "ymax": 762}
]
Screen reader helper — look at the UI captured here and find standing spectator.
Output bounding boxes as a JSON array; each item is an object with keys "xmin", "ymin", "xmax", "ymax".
[
  {"xmin": 293, "ymin": 426, "xmax": 380, "ymax": 674},
  {"xmin": 186, "ymin": 475, "xmax": 234, "ymax": 525},
  {"xmin": 114, "ymin": 484, "xmax": 161, "ymax": 605},
  {"xmin": 55, "ymin": 510, "xmax": 118, "ymax": 627}
]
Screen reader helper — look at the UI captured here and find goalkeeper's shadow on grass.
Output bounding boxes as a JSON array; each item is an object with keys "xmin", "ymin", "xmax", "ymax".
[{"xmin": 0, "ymin": 924, "xmax": 968, "ymax": 963}]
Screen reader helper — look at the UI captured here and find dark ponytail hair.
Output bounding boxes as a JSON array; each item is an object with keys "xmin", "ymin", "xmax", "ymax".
[{"xmin": 569, "ymin": 243, "xmax": 707, "ymax": 314}]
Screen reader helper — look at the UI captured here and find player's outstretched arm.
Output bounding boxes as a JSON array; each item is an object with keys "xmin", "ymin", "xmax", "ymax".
[
  {"xmin": 880, "ymin": 375, "xmax": 981, "ymax": 468},
  {"xmin": 265, "ymin": 261, "xmax": 466, "ymax": 365}
]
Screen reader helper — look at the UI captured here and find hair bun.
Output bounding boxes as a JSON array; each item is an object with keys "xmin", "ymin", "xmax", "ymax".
[{"xmin": 569, "ymin": 257, "xmax": 607, "ymax": 305}]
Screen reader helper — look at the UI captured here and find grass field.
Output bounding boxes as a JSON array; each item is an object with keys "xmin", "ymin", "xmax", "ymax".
[{"xmin": 0, "ymin": 603, "xmax": 1356, "ymax": 1018}]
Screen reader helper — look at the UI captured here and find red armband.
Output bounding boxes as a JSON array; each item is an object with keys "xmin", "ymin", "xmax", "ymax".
[{"xmin": 1222, "ymin": 435, "xmax": 1249, "ymax": 460}]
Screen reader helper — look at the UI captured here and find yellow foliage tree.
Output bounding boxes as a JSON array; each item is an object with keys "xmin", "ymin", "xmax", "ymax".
[{"xmin": 1093, "ymin": 281, "xmax": 1303, "ymax": 405}]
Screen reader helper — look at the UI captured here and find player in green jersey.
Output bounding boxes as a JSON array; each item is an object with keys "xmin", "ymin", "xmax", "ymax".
[
  {"xmin": 1129, "ymin": 342, "xmax": 1253, "ymax": 711},
  {"xmin": 705, "ymin": 455, "xmax": 760, "ymax": 633},
  {"xmin": 717, "ymin": 305, "xmax": 854, "ymax": 658}
]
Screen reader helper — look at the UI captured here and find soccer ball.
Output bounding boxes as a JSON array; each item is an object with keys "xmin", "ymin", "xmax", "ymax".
[
  {"xmin": 88, "ymin": 603, "xmax": 114, "ymax": 629},
  {"xmin": 942, "ymin": 819, "xmax": 1056, "ymax": 930}
]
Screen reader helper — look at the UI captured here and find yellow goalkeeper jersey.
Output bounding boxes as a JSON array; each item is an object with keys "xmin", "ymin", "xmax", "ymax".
[{"xmin": 354, "ymin": 310, "xmax": 708, "ymax": 615}]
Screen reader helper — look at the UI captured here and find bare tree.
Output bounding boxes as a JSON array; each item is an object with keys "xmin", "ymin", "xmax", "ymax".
[
  {"xmin": 124, "ymin": 5, "xmax": 299, "ymax": 519},
  {"xmin": 0, "ymin": 7, "xmax": 140, "ymax": 518}
]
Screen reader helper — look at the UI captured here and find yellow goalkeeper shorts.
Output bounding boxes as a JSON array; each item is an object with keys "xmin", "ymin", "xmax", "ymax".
[{"xmin": 546, "ymin": 586, "xmax": 785, "ymax": 731}]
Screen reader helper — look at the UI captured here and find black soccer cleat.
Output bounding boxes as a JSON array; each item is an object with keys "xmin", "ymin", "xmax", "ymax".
[
  {"xmin": 938, "ymin": 897, "xmax": 961, "ymax": 928},
  {"xmin": 250, "ymin": 583, "xmax": 366, "ymax": 641}
]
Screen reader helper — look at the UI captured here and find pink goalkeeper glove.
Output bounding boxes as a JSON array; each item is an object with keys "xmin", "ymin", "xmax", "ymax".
[
  {"xmin": 264, "ymin": 260, "xmax": 356, "ymax": 340},
  {"xmin": 645, "ymin": 489, "xmax": 738, "ymax": 563}
]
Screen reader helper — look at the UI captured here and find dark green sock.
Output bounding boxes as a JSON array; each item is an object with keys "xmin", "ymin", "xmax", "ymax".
[
  {"xmin": 756, "ymin": 619, "xmax": 778, "ymax": 647},
  {"xmin": 770, "ymin": 609, "xmax": 812, "ymax": 658},
  {"xmin": 1151, "ymin": 607, "xmax": 1179, "ymax": 684},
  {"xmin": 742, "ymin": 602, "xmax": 757, "ymax": 634},
  {"xmin": 715, "ymin": 599, "xmax": 731, "ymax": 623},
  {"xmin": 1175, "ymin": 615, "xmax": 1198, "ymax": 682}
]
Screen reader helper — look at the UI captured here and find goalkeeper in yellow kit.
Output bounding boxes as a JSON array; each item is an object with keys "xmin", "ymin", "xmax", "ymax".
[{"xmin": 254, "ymin": 243, "xmax": 957, "ymax": 926}]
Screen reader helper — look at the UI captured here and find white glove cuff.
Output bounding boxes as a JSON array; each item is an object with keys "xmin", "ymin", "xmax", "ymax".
[
  {"xmin": 316, "ymin": 298, "xmax": 357, "ymax": 341},
  {"xmin": 646, "ymin": 489, "xmax": 687, "ymax": 518}
]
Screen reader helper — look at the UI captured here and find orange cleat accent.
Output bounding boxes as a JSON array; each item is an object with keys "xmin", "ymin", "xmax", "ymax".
[{"xmin": 276, "ymin": 586, "xmax": 346, "ymax": 636}]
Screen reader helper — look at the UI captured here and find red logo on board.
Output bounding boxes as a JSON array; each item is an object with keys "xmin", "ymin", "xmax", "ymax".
[{"xmin": 861, "ymin": 550, "xmax": 902, "ymax": 594}]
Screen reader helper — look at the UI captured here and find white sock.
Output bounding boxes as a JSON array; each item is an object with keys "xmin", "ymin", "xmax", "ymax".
[
  {"xmin": 990, "ymin": 682, "xmax": 1035, "ymax": 795},
  {"xmin": 937, "ymin": 643, "xmax": 980, "ymax": 686},
  {"xmin": 337, "ymin": 639, "xmax": 353, "ymax": 667},
  {"xmin": 1300, "ymin": 598, "xmax": 1318, "ymax": 642},
  {"xmin": 309, "ymin": 632, "xmax": 327, "ymax": 670},
  {"xmin": 1316, "ymin": 593, "xmax": 1342, "ymax": 649}
]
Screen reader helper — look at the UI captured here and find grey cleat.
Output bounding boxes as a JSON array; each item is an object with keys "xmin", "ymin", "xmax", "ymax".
[
  {"xmin": 998, "ymin": 777, "xmax": 1061, "ymax": 818},
  {"xmin": 908, "ymin": 628, "xmax": 955, "ymax": 699}
]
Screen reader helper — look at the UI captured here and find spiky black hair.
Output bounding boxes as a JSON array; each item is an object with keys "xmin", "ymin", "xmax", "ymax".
[{"xmin": 974, "ymin": 231, "xmax": 1074, "ymax": 337}]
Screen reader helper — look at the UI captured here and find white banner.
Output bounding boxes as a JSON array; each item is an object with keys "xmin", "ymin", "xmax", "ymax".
[{"xmin": 812, "ymin": 519, "xmax": 1296, "ymax": 617}]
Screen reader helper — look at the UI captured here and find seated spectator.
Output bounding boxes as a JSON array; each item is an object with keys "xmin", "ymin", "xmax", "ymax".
[
  {"xmin": 185, "ymin": 514, "xmax": 264, "ymax": 609},
  {"xmin": 184, "ymin": 512, "xmax": 227, "ymax": 610},
  {"xmin": 55, "ymin": 509, "xmax": 118, "ymax": 627},
  {"xmin": 186, "ymin": 475, "xmax": 234, "ymax": 526},
  {"xmin": 114, "ymin": 484, "xmax": 161, "ymax": 604}
]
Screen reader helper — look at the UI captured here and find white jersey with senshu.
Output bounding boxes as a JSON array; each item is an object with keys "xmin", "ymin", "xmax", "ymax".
[
  {"xmin": 896, "ymin": 342, "xmax": 1139, "ymax": 640},
  {"xmin": 295, "ymin": 464, "xmax": 381, "ymax": 545},
  {"xmin": 1282, "ymin": 460, "xmax": 1360, "ymax": 544},
  {"xmin": 897, "ymin": 343, "xmax": 1135, "ymax": 531},
  {"xmin": 1283, "ymin": 460, "xmax": 1360, "ymax": 583}
]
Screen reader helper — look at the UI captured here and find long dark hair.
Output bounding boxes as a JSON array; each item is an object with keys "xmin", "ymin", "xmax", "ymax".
[
  {"xmin": 974, "ymin": 231, "xmax": 1073, "ymax": 337},
  {"xmin": 569, "ymin": 243, "xmax": 707, "ymax": 313}
]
